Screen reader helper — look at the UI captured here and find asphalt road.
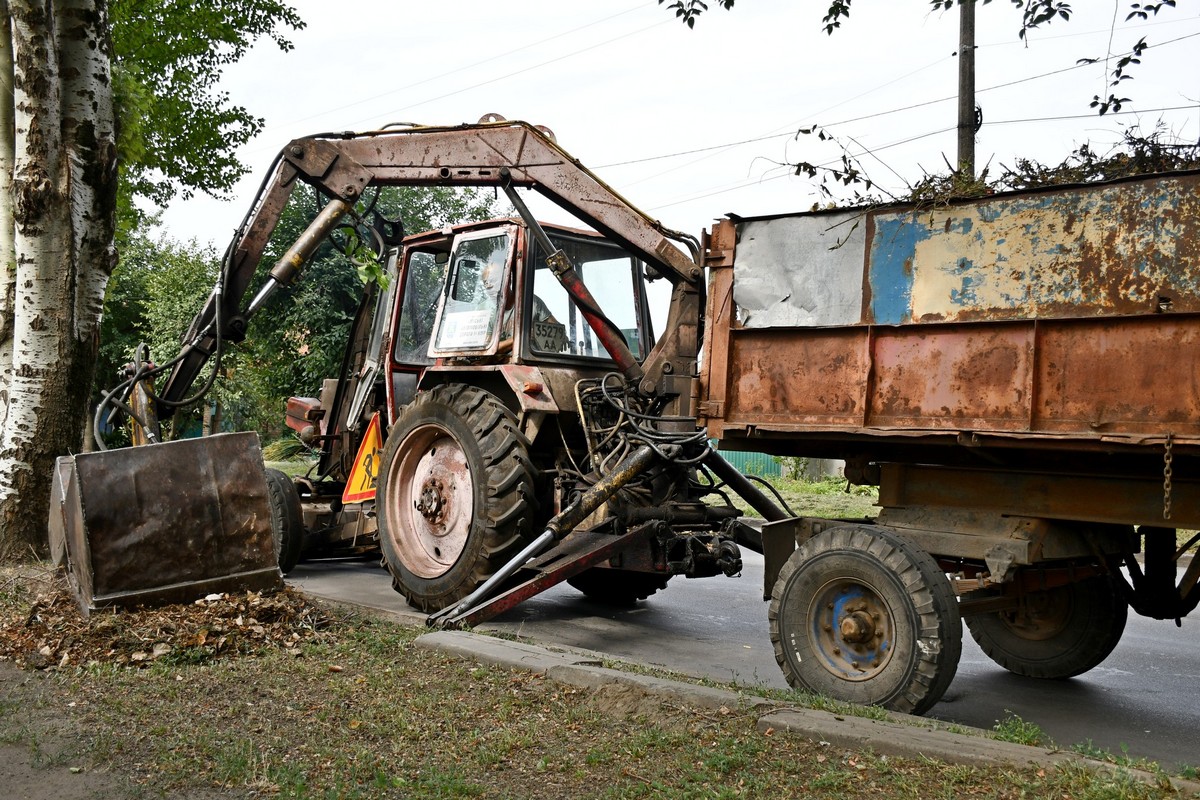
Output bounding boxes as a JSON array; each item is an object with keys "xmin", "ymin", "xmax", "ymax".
[{"xmin": 288, "ymin": 551, "xmax": 1200, "ymax": 772}]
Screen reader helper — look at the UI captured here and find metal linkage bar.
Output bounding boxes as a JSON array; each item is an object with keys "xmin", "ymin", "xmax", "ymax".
[{"xmin": 428, "ymin": 443, "xmax": 671, "ymax": 627}]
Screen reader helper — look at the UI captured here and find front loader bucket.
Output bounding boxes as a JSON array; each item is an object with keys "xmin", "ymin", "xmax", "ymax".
[{"xmin": 49, "ymin": 432, "xmax": 283, "ymax": 616}]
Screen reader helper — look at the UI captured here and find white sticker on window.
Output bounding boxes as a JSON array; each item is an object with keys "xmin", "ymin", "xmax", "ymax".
[{"xmin": 437, "ymin": 309, "xmax": 493, "ymax": 349}]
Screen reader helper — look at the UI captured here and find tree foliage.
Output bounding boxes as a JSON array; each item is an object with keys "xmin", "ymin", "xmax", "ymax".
[
  {"xmin": 110, "ymin": 0, "xmax": 304, "ymax": 210},
  {"xmin": 796, "ymin": 122, "xmax": 1200, "ymax": 209},
  {"xmin": 993, "ymin": 123, "xmax": 1200, "ymax": 191},
  {"xmin": 656, "ymin": 0, "xmax": 734, "ymax": 29},
  {"xmin": 663, "ymin": 1, "xmax": 1180, "ymax": 115},
  {"xmin": 822, "ymin": 1, "xmax": 1178, "ymax": 115}
]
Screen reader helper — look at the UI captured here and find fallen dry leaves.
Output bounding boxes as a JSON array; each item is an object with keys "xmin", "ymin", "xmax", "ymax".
[{"xmin": 0, "ymin": 565, "xmax": 331, "ymax": 671}]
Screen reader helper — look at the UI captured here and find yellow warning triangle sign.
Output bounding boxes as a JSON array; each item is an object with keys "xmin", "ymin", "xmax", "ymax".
[{"xmin": 342, "ymin": 412, "xmax": 384, "ymax": 504}]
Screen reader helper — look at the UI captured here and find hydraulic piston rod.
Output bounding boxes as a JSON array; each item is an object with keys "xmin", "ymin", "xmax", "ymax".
[{"xmin": 500, "ymin": 173, "xmax": 645, "ymax": 385}]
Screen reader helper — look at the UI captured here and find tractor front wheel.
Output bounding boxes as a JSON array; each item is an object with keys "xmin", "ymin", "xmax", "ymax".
[{"xmin": 265, "ymin": 468, "xmax": 304, "ymax": 575}]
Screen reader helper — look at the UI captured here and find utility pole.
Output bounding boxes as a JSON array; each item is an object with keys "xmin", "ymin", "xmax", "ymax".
[{"xmin": 957, "ymin": 0, "xmax": 977, "ymax": 177}]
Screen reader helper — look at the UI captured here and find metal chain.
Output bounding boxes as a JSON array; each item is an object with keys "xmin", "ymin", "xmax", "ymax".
[{"xmin": 1163, "ymin": 433, "xmax": 1174, "ymax": 520}]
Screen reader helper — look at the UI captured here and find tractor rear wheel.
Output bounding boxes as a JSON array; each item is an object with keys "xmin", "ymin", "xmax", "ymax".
[{"xmin": 378, "ymin": 384, "xmax": 537, "ymax": 611}]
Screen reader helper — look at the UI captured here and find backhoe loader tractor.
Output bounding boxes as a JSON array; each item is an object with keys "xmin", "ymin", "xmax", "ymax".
[
  {"xmin": 281, "ymin": 213, "xmax": 754, "ymax": 614},
  {"xmin": 69, "ymin": 119, "xmax": 780, "ymax": 632}
]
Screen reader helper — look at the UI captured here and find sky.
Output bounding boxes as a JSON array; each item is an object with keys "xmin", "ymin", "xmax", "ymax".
[{"xmin": 155, "ymin": 0, "xmax": 1200, "ymax": 249}]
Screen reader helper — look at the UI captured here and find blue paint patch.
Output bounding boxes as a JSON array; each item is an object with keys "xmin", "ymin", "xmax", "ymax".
[
  {"xmin": 950, "ymin": 271, "xmax": 979, "ymax": 306},
  {"xmin": 951, "ymin": 216, "xmax": 973, "ymax": 235},
  {"xmin": 869, "ymin": 215, "xmax": 927, "ymax": 324}
]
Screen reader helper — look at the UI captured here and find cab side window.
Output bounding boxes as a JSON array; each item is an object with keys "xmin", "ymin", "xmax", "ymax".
[{"xmin": 393, "ymin": 250, "xmax": 446, "ymax": 365}]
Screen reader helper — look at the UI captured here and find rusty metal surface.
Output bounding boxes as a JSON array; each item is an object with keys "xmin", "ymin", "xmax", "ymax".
[
  {"xmin": 716, "ymin": 313, "xmax": 1200, "ymax": 444},
  {"xmin": 880, "ymin": 462, "xmax": 1200, "ymax": 530},
  {"xmin": 443, "ymin": 523, "xmax": 655, "ymax": 627},
  {"xmin": 867, "ymin": 174, "xmax": 1200, "ymax": 324},
  {"xmin": 729, "ymin": 170, "xmax": 1200, "ymax": 329},
  {"xmin": 55, "ymin": 432, "xmax": 282, "ymax": 613},
  {"xmin": 722, "ymin": 326, "xmax": 872, "ymax": 428},
  {"xmin": 497, "ymin": 365, "xmax": 560, "ymax": 414},
  {"xmin": 161, "ymin": 121, "xmax": 699, "ymax": 414}
]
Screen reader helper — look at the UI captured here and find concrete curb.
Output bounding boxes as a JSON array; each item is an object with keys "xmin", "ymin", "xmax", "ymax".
[
  {"xmin": 296, "ymin": 588, "xmax": 1198, "ymax": 793},
  {"xmin": 415, "ymin": 629, "xmax": 1200, "ymax": 794}
]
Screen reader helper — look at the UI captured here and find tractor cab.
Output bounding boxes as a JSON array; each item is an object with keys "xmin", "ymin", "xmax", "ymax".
[
  {"xmin": 397, "ymin": 219, "xmax": 657, "ymax": 369},
  {"xmin": 284, "ymin": 217, "xmax": 664, "ymax": 561}
]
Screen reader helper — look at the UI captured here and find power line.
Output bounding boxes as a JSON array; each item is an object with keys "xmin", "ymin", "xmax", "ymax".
[
  {"xmin": 599, "ymin": 132, "xmax": 792, "ymax": 169},
  {"xmin": 645, "ymin": 98, "xmax": 1200, "ymax": 214},
  {"xmin": 647, "ymin": 126, "xmax": 957, "ymax": 212},
  {"xmin": 975, "ymin": 9, "xmax": 1194, "ymax": 48},
  {"xmin": 276, "ymin": 3, "xmax": 652, "ymax": 130},
  {"xmin": 344, "ymin": 21, "xmax": 671, "ymax": 131},
  {"xmin": 609, "ymin": 51, "xmax": 956, "ymax": 189},
  {"xmin": 989, "ymin": 102, "xmax": 1200, "ymax": 126},
  {"xmin": 601, "ymin": 25, "xmax": 1200, "ymax": 175}
]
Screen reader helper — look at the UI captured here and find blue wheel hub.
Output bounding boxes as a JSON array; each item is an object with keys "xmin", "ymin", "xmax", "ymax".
[{"xmin": 809, "ymin": 579, "xmax": 895, "ymax": 681}]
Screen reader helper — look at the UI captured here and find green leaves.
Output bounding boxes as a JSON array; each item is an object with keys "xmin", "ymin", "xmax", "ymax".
[
  {"xmin": 110, "ymin": 0, "xmax": 305, "ymax": 206},
  {"xmin": 823, "ymin": 0, "xmax": 852, "ymax": 35},
  {"xmin": 1126, "ymin": 1, "xmax": 1176, "ymax": 22},
  {"xmin": 659, "ymin": 0, "xmax": 735, "ymax": 29}
]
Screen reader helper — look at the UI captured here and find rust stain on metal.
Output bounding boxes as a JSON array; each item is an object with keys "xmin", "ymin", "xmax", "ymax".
[
  {"xmin": 55, "ymin": 432, "xmax": 282, "ymax": 614},
  {"xmin": 868, "ymin": 326, "xmax": 1032, "ymax": 429},
  {"xmin": 1035, "ymin": 316, "xmax": 1200, "ymax": 434},
  {"xmin": 726, "ymin": 328, "xmax": 868, "ymax": 427}
]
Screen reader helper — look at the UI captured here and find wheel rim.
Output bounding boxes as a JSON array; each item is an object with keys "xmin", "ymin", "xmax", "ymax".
[
  {"xmin": 383, "ymin": 422, "xmax": 474, "ymax": 579},
  {"xmin": 808, "ymin": 578, "xmax": 897, "ymax": 682}
]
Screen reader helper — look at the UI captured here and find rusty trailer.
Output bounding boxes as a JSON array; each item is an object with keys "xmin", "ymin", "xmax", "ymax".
[{"xmin": 700, "ymin": 170, "xmax": 1200, "ymax": 713}]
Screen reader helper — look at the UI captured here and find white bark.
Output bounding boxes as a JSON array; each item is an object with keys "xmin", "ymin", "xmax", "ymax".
[
  {"xmin": 1, "ymin": 0, "xmax": 71, "ymax": 537},
  {"xmin": 0, "ymin": 0, "xmax": 115, "ymax": 557},
  {"xmin": 0, "ymin": 3, "xmax": 16, "ymax": 432},
  {"xmin": 59, "ymin": 0, "xmax": 115, "ymax": 342}
]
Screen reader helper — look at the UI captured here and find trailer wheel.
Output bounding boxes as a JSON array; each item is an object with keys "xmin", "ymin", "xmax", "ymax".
[
  {"xmin": 567, "ymin": 569, "xmax": 670, "ymax": 605},
  {"xmin": 378, "ymin": 384, "xmax": 537, "ymax": 611},
  {"xmin": 965, "ymin": 573, "xmax": 1127, "ymax": 679},
  {"xmin": 265, "ymin": 468, "xmax": 304, "ymax": 575},
  {"xmin": 768, "ymin": 525, "xmax": 961, "ymax": 716}
]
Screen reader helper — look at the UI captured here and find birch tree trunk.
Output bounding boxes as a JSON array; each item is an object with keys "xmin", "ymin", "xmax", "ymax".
[
  {"xmin": 0, "ymin": 0, "xmax": 116, "ymax": 560},
  {"xmin": 0, "ymin": 5, "xmax": 16, "ymax": 433}
]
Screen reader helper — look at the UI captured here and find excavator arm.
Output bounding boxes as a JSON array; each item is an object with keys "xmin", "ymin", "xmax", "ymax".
[{"xmin": 158, "ymin": 120, "xmax": 702, "ymax": 410}]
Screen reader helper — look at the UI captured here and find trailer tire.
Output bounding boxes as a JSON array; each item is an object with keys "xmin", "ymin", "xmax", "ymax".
[
  {"xmin": 965, "ymin": 573, "xmax": 1127, "ymax": 679},
  {"xmin": 265, "ymin": 468, "xmax": 304, "ymax": 575},
  {"xmin": 378, "ymin": 384, "xmax": 537, "ymax": 612},
  {"xmin": 768, "ymin": 525, "xmax": 961, "ymax": 716},
  {"xmin": 567, "ymin": 569, "xmax": 670, "ymax": 605}
]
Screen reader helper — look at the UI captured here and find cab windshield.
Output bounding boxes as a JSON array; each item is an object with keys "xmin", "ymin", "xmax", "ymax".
[
  {"xmin": 433, "ymin": 231, "xmax": 512, "ymax": 352},
  {"xmin": 529, "ymin": 235, "xmax": 652, "ymax": 360}
]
